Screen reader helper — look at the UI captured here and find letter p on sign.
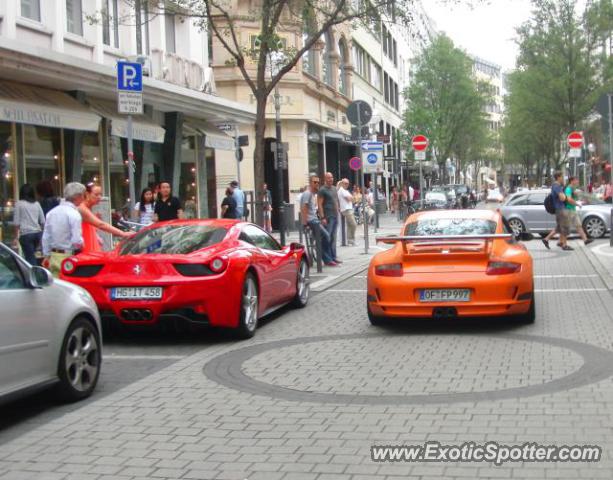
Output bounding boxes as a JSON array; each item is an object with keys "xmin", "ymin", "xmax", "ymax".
[{"xmin": 117, "ymin": 62, "xmax": 143, "ymax": 92}]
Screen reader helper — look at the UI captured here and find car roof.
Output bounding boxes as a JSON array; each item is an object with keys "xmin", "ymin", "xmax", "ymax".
[
  {"xmin": 144, "ymin": 219, "xmax": 245, "ymax": 228},
  {"xmin": 407, "ymin": 209, "xmax": 499, "ymax": 222}
]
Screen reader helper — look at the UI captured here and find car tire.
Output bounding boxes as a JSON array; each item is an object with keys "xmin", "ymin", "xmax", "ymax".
[
  {"xmin": 235, "ymin": 273, "xmax": 259, "ymax": 339},
  {"xmin": 292, "ymin": 259, "xmax": 310, "ymax": 308},
  {"xmin": 516, "ymin": 292, "xmax": 535, "ymax": 324},
  {"xmin": 55, "ymin": 316, "xmax": 101, "ymax": 402},
  {"xmin": 583, "ymin": 216, "xmax": 606, "ymax": 239},
  {"xmin": 507, "ymin": 218, "xmax": 526, "ymax": 236},
  {"xmin": 367, "ymin": 303, "xmax": 386, "ymax": 326}
]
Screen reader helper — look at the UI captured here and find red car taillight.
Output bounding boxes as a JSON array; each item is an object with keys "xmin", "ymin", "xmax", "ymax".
[
  {"xmin": 375, "ymin": 263, "xmax": 403, "ymax": 277},
  {"xmin": 486, "ymin": 261, "xmax": 521, "ymax": 275},
  {"xmin": 61, "ymin": 257, "xmax": 77, "ymax": 275},
  {"xmin": 209, "ymin": 256, "xmax": 228, "ymax": 274}
]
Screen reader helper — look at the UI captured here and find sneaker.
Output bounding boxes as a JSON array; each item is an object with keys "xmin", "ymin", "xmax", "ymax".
[
  {"xmin": 562, "ymin": 245, "xmax": 574, "ymax": 251},
  {"xmin": 324, "ymin": 261, "xmax": 338, "ymax": 267},
  {"xmin": 334, "ymin": 259, "xmax": 343, "ymax": 264},
  {"xmin": 542, "ymin": 239, "xmax": 550, "ymax": 249},
  {"xmin": 584, "ymin": 238, "xmax": 594, "ymax": 245}
]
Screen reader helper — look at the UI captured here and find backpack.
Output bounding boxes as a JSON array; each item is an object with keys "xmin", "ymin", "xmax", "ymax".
[{"xmin": 544, "ymin": 193, "xmax": 556, "ymax": 214}]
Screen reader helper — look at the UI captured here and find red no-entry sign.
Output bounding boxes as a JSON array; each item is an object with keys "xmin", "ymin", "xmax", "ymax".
[
  {"xmin": 412, "ymin": 135, "xmax": 429, "ymax": 151},
  {"xmin": 567, "ymin": 131, "xmax": 584, "ymax": 149}
]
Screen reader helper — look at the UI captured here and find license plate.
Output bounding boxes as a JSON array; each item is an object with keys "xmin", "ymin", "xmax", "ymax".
[
  {"xmin": 111, "ymin": 287, "xmax": 163, "ymax": 300},
  {"xmin": 419, "ymin": 289, "xmax": 471, "ymax": 302}
]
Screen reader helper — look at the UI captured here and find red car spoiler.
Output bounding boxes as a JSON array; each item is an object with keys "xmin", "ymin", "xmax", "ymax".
[{"xmin": 376, "ymin": 234, "xmax": 513, "ymax": 245}]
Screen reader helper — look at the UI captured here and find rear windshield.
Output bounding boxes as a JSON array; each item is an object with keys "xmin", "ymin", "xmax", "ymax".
[
  {"xmin": 118, "ymin": 225, "xmax": 227, "ymax": 255},
  {"xmin": 405, "ymin": 218, "xmax": 497, "ymax": 236}
]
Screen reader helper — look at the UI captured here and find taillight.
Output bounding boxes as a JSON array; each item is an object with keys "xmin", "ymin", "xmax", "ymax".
[
  {"xmin": 486, "ymin": 261, "xmax": 521, "ymax": 275},
  {"xmin": 375, "ymin": 263, "xmax": 403, "ymax": 277},
  {"xmin": 62, "ymin": 257, "xmax": 77, "ymax": 275},
  {"xmin": 209, "ymin": 256, "xmax": 228, "ymax": 274}
]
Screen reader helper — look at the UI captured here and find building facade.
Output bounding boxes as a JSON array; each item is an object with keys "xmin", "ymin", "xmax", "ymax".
[{"xmin": 0, "ymin": 0, "xmax": 254, "ymax": 246}]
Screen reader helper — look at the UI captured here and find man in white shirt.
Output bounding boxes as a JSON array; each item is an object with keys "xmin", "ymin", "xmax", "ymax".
[
  {"xmin": 337, "ymin": 178, "xmax": 357, "ymax": 245},
  {"xmin": 408, "ymin": 184, "xmax": 415, "ymax": 202},
  {"xmin": 42, "ymin": 182, "xmax": 86, "ymax": 277}
]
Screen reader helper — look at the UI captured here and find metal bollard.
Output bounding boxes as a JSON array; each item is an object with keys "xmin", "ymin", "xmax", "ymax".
[
  {"xmin": 340, "ymin": 213, "xmax": 346, "ymax": 246},
  {"xmin": 298, "ymin": 213, "xmax": 303, "ymax": 244},
  {"xmin": 313, "ymin": 224, "xmax": 323, "ymax": 273}
]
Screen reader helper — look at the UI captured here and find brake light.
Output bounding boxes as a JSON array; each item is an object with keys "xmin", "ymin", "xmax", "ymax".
[
  {"xmin": 209, "ymin": 256, "xmax": 228, "ymax": 274},
  {"xmin": 486, "ymin": 261, "xmax": 521, "ymax": 275},
  {"xmin": 375, "ymin": 263, "xmax": 403, "ymax": 277}
]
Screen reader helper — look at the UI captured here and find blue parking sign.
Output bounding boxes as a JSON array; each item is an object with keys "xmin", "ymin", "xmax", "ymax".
[{"xmin": 117, "ymin": 62, "xmax": 143, "ymax": 92}]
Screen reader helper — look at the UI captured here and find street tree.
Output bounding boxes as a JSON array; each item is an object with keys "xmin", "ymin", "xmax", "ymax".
[{"xmin": 404, "ymin": 34, "xmax": 489, "ymax": 184}]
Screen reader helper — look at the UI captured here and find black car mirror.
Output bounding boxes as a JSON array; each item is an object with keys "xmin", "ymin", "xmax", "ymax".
[{"xmin": 518, "ymin": 232, "xmax": 534, "ymax": 242}]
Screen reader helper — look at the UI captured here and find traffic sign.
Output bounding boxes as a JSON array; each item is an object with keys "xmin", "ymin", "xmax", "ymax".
[
  {"xmin": 412, "ymin": 134, "xmax": 429, "ymax": 151},
  {"xmin": 117, "ymin": 62, "xmax": 143, "ymax": 92},
  {"xmin": 349, "ymin": 156, "xmax": 362, "ymax": 171},
  {"xmin": 362, "ymin": 142, "xmax": 383, "ymax": 173},
  {"xmin": 569, "ymin": 148, "xmax": 582, "ymax": 158},
  {"xmin": 415, "ymin": 151, "xmax": 426, "ymax": 160},
  {"xmin": 567, "ymin": 131, "xmax": 584, "ymax": 149},
  {"xmin": 217, "ymin": 123, "xmax": 235, "ymax": 131},
  {"xmin": 347, "ymin": 100, "xmax": 372, "ymax": 126},
  {"xmin": 377, "ymin": 134, "xmax": 390, "ymax": 143},
  {"xmin": 361, "ymin": 141, "xmax": 384, "ymax": 151}
]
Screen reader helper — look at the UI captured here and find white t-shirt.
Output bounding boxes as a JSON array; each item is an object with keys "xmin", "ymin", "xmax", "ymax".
[
  {"xmin": 337, "ymin": 186, "xmax": 353, "ymax": 212},
  {"xmin": 408, "ymin": 186, "xmax": 415, "ymax": 200}
]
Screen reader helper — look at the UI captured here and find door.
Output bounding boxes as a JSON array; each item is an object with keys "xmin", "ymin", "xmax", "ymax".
[
  {"xmin": 0, "ymin": 248, "xmax": 55, "ymax": 396},
  {"xmin": 242, "ymin": 225, "xmax": 294, "ymax": 308},
  {"xmin": 525, "ymin": 192, "xmax": 552, "ymax": 231}
]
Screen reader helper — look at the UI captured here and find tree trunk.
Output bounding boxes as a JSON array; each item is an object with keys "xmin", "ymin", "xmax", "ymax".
[{"xmin": 253, "ymin": 93, "xmax": 268, "ymax": 226}]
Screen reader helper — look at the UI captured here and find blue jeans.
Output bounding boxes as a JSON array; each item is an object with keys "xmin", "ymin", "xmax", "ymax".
[
  {"xmin": 307, "ymin": 220, "xmax": 332, "ymax": 264},
  {"xmin": 19, "ymin": 231, "xmax": 42, "ymax": 266},
  {"xmin": 324, "ymin": 216, "xmax": 338, "ymax": 261}
]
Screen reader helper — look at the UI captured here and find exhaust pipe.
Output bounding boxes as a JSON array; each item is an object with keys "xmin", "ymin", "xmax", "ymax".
[{"xmin": 432, "ymin": 307, "xmax": 458, "ymax": 320}]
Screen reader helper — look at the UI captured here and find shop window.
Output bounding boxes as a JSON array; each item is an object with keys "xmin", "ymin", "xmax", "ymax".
[
  {"xmin": 66, "ymin": 0, "xmax": 83, "ymax": 36},
  {"xmin": 21, "ymin": 0, "xmax": 41, "ymax": 22},
  {"xmin": 0, "ymin": 122, "xmax": 16, "ymax": 247},
  {"xmin": 80, "ymin": 132, "xmax": 103, "ymax": 186},
  {"xmin": 24, "ymin": 125, "xmax": 62, "ymax": 198},
  {"xmin": 180, "ymin": 136, "xmax": 198, "ymax": 219}
]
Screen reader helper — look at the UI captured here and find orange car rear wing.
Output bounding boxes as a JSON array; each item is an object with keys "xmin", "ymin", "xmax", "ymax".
[{"xmin": 376, "ymin": 234, "xmax": 513, "ymax": 245}]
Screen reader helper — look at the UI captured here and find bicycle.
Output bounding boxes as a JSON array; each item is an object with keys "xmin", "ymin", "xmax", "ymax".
[{"xmin": 302, "ymin": 224, "xmax": 319, "ymax": 268}]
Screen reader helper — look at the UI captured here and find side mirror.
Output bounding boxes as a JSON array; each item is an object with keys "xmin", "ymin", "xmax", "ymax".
[
  {"xmin": 516, "ymin": 232, "xmax": 534, "ymax": 242},
  {"xmin": 289, "ymin": 242, "xmax": 304, "ymax": 252},
  {"xmin": 29, "ymin": 266, "xmax": 53, "ymax": 288}
]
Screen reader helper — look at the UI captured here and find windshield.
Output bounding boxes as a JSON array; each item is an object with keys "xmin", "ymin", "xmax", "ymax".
[
  {"xmin": 454, "ymin": 185, "xmax": 469, "ymax": 194},
  {"xmin": 405, "ymin": 218, "xmax": 497, "ymax": 236},
  {"xmin": 577, "ymin": 192, "xmax": 606, "ymax": 205},
  {"xmin": 118, "ymin": 224, "xmax": 228, "ymax": 255},
  {"xmin": 426, "ymin": 192, "xmax": 447, "ymax": 203}
]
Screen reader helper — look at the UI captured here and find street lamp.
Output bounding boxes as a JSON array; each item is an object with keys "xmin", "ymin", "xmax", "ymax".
[{"xmin": 587, "ymin": 143, "xmax": 595, "ymax": 190}]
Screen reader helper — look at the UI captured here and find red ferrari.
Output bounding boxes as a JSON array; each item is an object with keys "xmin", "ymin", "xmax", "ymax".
[{"xmin": 60, "ymin": 220, "xmax": 310, "ymax": 338}]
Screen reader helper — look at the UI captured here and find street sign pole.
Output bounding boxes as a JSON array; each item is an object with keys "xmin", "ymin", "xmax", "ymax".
[
  {"xmin": 358, "ymin": 110, "xmax": 368, "ymax": 254},
  {"xmin": 235, "ymin": 125, "xmax": 241, "ymax": 187},
  {"xmin": 608, "ymin": 93, "xmax": 613, "ymax": 247},
  {"xmin": 127, "ymin": 115, "xmax": 135, "ymax": 217}
]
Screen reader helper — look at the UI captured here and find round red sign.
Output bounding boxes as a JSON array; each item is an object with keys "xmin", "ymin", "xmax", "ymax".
[
  {"xmin": 567, "ymin": 131, "xmax": 584, "ymax": 149},
  {"xmin": 412, "ymin": 135, "xmax": 429, "ymax": 152},
  {"xmin": 349, "ymin": 156, "xmax": 362, "ymax": 171}
]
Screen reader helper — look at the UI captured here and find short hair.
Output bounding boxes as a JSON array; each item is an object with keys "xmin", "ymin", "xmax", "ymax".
[
  {"xmin": 63, "ymin": 182, "xmax": 86, "ymax": 201},
  {"xmin": 230, "ymin": 180, "xmax": 239, "ymax": 187},
  {"xmin": 36, "ymin": 180, "xmax": 55, "ymax": 198},
  {"xmin": 19, "ymin": 183, "xmax": 36, "ymax": 202},
  {"xmin": 554, "ymin": 171, "xmax": 563, "ymax": 180},
  {"xmin": 568, "ymin": 176, "xmax": 578, "ymax": 182}
]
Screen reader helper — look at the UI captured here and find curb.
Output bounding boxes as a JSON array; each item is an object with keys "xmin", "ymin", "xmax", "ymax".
[{"xmin": 580, "ymin": 243, "xmax": 613, "ymax": 291}]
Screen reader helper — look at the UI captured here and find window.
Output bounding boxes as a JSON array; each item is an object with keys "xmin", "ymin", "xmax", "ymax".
[
  {"xmin": 21, "ymin": 0, "xmax": 41, "ymax": 21},
  {"xmin": 322, "ymin": 31, "xmax": 334, "ymax": 87},
  {"xmin": 119, "ymin": 225, "xmax": 228, "ymax": 255},
  {"xmin": 242, "ymin": 225, "xmax": 281, "ymax": 251},
  {"xmin": 405, "ymin": 218, "xmax": 497, "ymax": 236},
  {"xmin": 527, "ymin": 193, "xmax": 547, "ymax": 206},
  {"xmin": 135, "ymin": 0, "xmax": 150, "ymax": 55},
  {"xmin": 102, "ymin": 0, "xmax": 119, "ymax": 48},
  {"xmin": 505, "ymin": 194, "xmax": 527, "ymax": 206},
  {"xmin": 370, "ymin": 61, "xmax": 381, "ymax": 91},
  {"xmin": 0, "ymin": 248, "xmax": 25, "ymax": 290},
  {"xmin": 338, "ymin": 40, "xmax": 348, "ymax": 95},
  {"xmin": 66, "ymin": 0, "xmax": 83, "ymax": 36},
  {"xmin": 383, "ymin": 72, "xmax": 389, "ymax": 103},
  {"xmin": 165, "ymin": 13, "xmax": 176, "ymax": 53}
]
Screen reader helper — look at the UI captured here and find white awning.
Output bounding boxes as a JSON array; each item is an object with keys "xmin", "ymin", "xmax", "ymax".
[
  {"xmin": 0, "ymin": 80, "xmax": 100, "ymax": 131},
  {"xmin": 87, "ymin": 100, "xmax": 166, "ymax": 143},
  {"xmin": 186, "ymin": 121, "xmax": 234, "ymax": 151}
]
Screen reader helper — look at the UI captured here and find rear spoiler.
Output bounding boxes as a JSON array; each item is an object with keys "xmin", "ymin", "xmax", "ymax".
[{"xmin": 376, "ymin": 234, "xmax": 512, "ymax": 245}]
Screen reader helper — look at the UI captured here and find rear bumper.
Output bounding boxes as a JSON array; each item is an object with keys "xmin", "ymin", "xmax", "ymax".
[{"xmin": 368, "ymin": 270, "xmax": 533, "ymax": 318}]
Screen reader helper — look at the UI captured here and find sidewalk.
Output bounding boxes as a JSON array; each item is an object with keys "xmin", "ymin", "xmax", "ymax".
[
  {"xmin": 581, "ymin": 239, "xmax": 613, "ymax": 290},
  {"xmin": 273, "ymin": 213, "xmax": 403, "ymax": 292}
]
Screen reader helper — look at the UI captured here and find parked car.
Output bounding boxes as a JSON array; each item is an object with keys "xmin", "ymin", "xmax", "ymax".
[
  {"xmin": 424, "ymin": 191, "xmax": 452, "ymax": 209},
  {"xmin": 501, "ymin": 189, "xmax": 611, "ymax": 238},
  {"xmin": 60, "ymin": 219, "xmax": 310, "ymax": 339},
  {"xmin": 0, "ymin": 243, "xmax": 101, "ymax": 405},
  {"xmin": 487, "ymin": 188, "xmax": 504, "ymax": 202}
]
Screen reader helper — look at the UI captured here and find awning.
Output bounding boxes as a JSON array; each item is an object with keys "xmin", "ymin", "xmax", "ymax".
[
  {"xmin": 0, "ymin": 80, "xmax": 100, "ymax": 131},
  {"xmin": 87, "ymin": 99, "xmax": 166, "ymax": 143},
  {"xmin": 185, "ymin": 121, "xmax": 235, "ymax": 151}
]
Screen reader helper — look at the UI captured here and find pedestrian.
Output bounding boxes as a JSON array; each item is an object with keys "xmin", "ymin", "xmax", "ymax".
[
  {"xmin": 230, "ymin": 180, "xmax": 246, "ymax": 219},
  {"xmin": 338, "ymin": 178, "xmax": 357, "ymax": 246},
  {"xmin": 564, "ymin": 176, "xmax": 593, "ymax": 246},
  {"xmin": 36, "ymin": 180, "xmax": 59, "ymax": 217},
  {"xmin": 221, "ymin": 187, "xmax": 238, "ymax": 219},
  {"xmin": 390, "ymin": 186, "xmax": 399, "ymax": 214},
  {"xmin": 79, "ymin": 183, "xmax": 132, "ymax": 252},
  {"xmin": 301, "ymin": 175, "xmax": 333, "ymax": 265},
  {"xmin": 318, "ymin": 172, "xmax": 341, "ymax": 265},
  {"xmin": 604, "ymin": 182, "xmax": 613, "ymax": 204},
  {"xmin": 41, "ymin": 182, "xmax": 86, "ymax": 277},
  {"xmin": 134, "ymin": 187, "xmax": 155, "ymax": 225},
  {"xmin": 542, "ymin": 172, "xmax": 571, "ymax": 250},
  {"xmin": 409, "ymin": 184, "xmax": 415, "ymax": 203},
  {"xmin": 13, "ymin": 183, "xmax": 45, "ymax": 265},
  {"xmin": 153, "ymin": 181, "xmax": 183, "ymax": 221},
  {"xmin": 261, "ymin": 183, "xmax": 272, "ymax": 232}
]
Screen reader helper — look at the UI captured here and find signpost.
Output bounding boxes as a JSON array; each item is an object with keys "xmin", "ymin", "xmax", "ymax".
[
  {"xmin": 117, "ymin": 61, "xmax": 143, "ymax": 215},
  {"xmin": 412, "ymin": 134, "xmax": 429, "ymax": 201},
  {"xmin": 567, "ymin": 131, "xmax": 584, "ymax": 176},
  {"xmin": 346, "ymin": 100, "xmax": 372, "ymax": 253}
]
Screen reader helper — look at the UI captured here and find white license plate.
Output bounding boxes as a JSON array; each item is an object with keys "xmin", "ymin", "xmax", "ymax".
[
  {"xmin": 420, "ymin": 289, "xmax": 471, "ymax": 302},
  {"xmin": 111, "ymin": 287, "xmax": 163, "ymax": 300}
]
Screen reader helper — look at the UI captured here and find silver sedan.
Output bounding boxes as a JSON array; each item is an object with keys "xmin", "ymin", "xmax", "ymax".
[
  {"xmin": 0, "ymin": 243, "xmax": 102, "ymax": 405},
  {"xmin": 501, "ymin": 189, "xmax": 611, "ymax": 238}
]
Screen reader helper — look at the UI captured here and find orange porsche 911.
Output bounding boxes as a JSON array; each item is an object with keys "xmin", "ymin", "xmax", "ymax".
[{"xmin": 367, "ymin": 209, "xmax": 534, "ymax": 324}]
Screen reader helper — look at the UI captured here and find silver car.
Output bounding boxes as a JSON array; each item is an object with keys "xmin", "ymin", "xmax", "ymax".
[
  {"xmin": 501, "ymin": 189, "xmax": 611, "ymax": 238},
  {"xmin": 0, "ymin": 243, "xmax": 102, "ymax": 405}
]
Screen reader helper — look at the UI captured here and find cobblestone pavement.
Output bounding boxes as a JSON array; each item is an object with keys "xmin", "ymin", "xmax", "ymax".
[{"xmin": 1, "ymin": 215, "xmax": 613, "ymax": 479}]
